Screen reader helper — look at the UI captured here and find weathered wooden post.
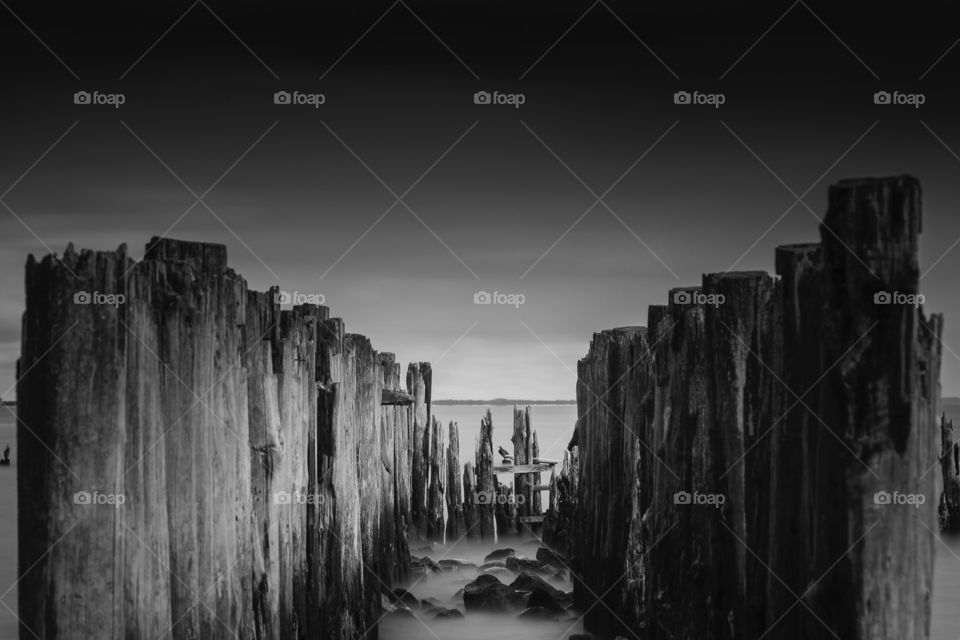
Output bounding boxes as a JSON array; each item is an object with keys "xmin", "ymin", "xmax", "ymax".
[
  {"xmin": 494, "ymin": 479, "xmax": 517, "ymax": 536},
  {"xmin": 407, "ymin": 363, "xmax": 431, "ymax": 540},
  {"xmin": 18, "ymin": 237, "xmax": 433, "ymax": 640},
  {"xmin": 941, "ymin": 414, "xmax": 960, "ymax": 531},
  {"xmin": 462, "ymin": 462, "xmax": 480, "ymax": 539},
  {"xmin": 567, "ymin": 177, "xmax": 943, "ymax": 640},
  {"xmin": 446, "ymin": 421, "xmax": 465, "ymax": 539},
  {"xmin": 427, "ymin": 415, "xmax": 446, "ymax": 540},
  {"xmin": 512, "ymin": 406, "xmax": 534, "ymax": 527},
  {"xmin": 476, "ymin": 410, "xmax": 496, "ymax": 539}
]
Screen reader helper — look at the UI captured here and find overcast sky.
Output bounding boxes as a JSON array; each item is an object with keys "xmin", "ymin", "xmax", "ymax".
[{"xmin": 2, "ymin": 1, "xmax": 960, "ymax": 399}]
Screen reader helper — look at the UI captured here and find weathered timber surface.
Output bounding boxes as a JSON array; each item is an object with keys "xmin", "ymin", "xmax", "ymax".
[
  {"xmin": 476, "ymin": 410, "xmax": 496, "ymax": 539},
  {"xmin": 380, "ymin": 353, "xmax": 412, "ymax": 584},
  {"xmin": 543, "ymin": 445, "xmax": 578, "ymax": 552},
  {"xmin": 18, "ymin": 238, "xmax": 431, "ymax": 640},
  {"xmin": 462, "ymin": 462, "xmax": 480, "ymax": 539},
  {"xmin": 446, "ymin": 421, "xmax": 466, "ymax": 540},
  {"xmin": 940, "ymin": 414, "xmax": 960, "ymax": 531},
  {"xmin": 564, "ymin": 177, "xmax": 944, "ymax": 640},
  {"xmin": 426, "ymin": 416, "xmax": 446, "ymax": 541},
  {"xmin": 492, "ymin": 463, "xmax": 556, "ymax": 474},
  {"xmin": 511, "ymin": 406, "xmax": 536, "ymax": 529},
  {"xmin": 408, "ymin": 362, "xmax": 432, "ymax": 540},
  {"xmin": 531, "ymin": 431, "xmax": 542, "ymax": 515},
  {"xmin": 493, "ymin": 480, "xmax": 512, "ymax": 535},
  {"xmin": 380, "ymin": 388, "xmax": 415, "ymax": 406}
]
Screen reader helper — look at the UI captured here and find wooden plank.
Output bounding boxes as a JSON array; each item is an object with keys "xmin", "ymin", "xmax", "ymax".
[
  {"xmin": 381, "ymin": 388, "xmax": 414, "ymax": 406},
  {"xmin": 492, "ymin": 463, "xmax": 556, "ymax": 474},
  {"xmin": 518, "ymin": 515, "xmax": 545, "ymax": 524}
]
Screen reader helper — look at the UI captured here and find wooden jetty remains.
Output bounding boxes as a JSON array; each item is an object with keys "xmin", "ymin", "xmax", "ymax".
[
  {"xmin": 546, "ymin": 176, "xmax": 944, "ymax": 640},
  {"xmin": 17, "ymin": 238, "xmax": 438, "ymax": 640}
]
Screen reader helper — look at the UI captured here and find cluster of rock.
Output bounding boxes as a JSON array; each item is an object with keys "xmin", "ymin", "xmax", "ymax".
[{"xmin": 390, "ymin": 545, "xmax": 577, "ymax": 623}]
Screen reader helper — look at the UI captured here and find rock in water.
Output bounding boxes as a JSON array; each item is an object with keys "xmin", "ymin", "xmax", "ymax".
[
  {"xmin": 463, "ymin": 575, "xmax": 525, "ymax": 613},
  {"xmin": 484, "ymin": 547, "xmax": 515, "ymax": 563}
]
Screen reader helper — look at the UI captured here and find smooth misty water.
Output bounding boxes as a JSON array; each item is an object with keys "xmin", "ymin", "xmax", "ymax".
[{"xmin": 0, "ymin": 406, "xmax": 958, "ymax": 638}]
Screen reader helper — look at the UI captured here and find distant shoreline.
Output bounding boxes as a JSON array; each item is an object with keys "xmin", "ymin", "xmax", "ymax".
[{"xmin": 434, "ymin": 399, "xmax": 576, "ymax": 406}]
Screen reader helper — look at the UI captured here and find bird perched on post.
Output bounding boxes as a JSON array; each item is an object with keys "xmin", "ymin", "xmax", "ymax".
[{"xmin": 498, "ymin": 446, "xmax": 512, "ymax": 464}]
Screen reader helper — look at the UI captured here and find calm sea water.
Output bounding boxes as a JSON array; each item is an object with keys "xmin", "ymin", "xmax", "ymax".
[{"xmin": 1, "ymin": 406, "xmax": 957, "ymax": 639}]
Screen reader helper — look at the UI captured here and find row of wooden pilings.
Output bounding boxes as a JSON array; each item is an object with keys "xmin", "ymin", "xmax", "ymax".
[
  {"xmin": 543, "ymin": 176, "xmax": 947, "ymax": 640},
  {"xmin": 16, "ymin": 237, "xmax": 540, "ymax": 640}
]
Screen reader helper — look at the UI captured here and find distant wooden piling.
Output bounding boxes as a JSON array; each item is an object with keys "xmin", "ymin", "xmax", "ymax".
[
  {"xmin": 543, "ymin": 445, "xmax": 578, "ymax": 550},
  {"xmin": 17, "ymin": 237, "xmax": 431, "ymax": 640},
  {"xmin": 512, "ymin": 407, "xmax": 534, "ymax": 529},
  {"xmin": 427, "ymin": 416, "xmax": 445, "ymax": 541},
  {"xmin": 462, "ymin": 462, "xmax": 480, "ymax": 539},
  {"xmin": 564, "ymin": 177, "xmax": 943, "ymax": 640},
  {"xmin": 476, "ymin": 410, "xmax": 496, "ymax": 539},
  {"xmin": 408, "ymin": 362, "xmax": 431, "ymax": 540},
  {"xmin": 941, "ymin": 414, "xmax": 960, "ymax": 531},
  {"xmin": 380, "ymin": 353, "xmax": 412, "ymax": 584},
  {"xmin": 446, "ymin": 422, "xmax": 465, "ymax": 539},
  {"xmin": 494, "ymin": 479, "xmax": 517, "ymax": 536},
  {"xmin": 532, "ymin": 431, "xmax": 542, "ymax": 515}
]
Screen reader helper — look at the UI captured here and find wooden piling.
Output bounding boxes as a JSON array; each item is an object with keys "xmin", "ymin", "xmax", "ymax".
[
  {"xmin": 511, "ymin": 406, "xmax": 534, "ymax": 529},
  {"xmin": 566, "ymin": 177, "xmax": 943, "ymax": 640},
  {"xmin": 408, "ymin": 363, "xmax": 431, "ymax": 540},
  {"xmin": 462, "ymin": 462, "xmax": 480, "ymax": 539},
  {"xmin": 446, "ymin": 422, "xmax": 465, "ymax": 540},
  {"xmin": 941, "ymin": 415, "xmax": 960, "ymax": 531},
  {"xmin": 476, "ymin": 410, "xmax": 496, "ymax": 539},
  {"xmin": 18, "ymin": 237, "xmax": 430, "ymax": 640},
  {"xmin": 427, "ymin": 416, "xmax": 445, "ymax": 541}
]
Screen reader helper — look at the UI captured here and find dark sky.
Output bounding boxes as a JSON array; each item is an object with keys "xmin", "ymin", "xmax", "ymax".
[{"xmin": 2, "ymin": 1, "xmax": 960, "ymax": 399}]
